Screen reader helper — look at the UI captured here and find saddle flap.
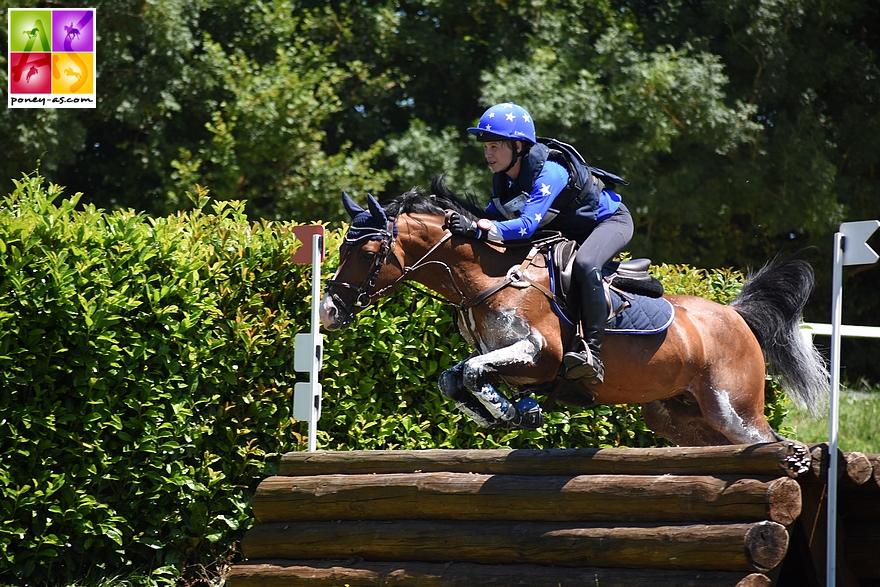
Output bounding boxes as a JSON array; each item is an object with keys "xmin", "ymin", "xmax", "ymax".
[{"xmin": 552, "ymin": 239, "xmax": 578, "ymax": 295}]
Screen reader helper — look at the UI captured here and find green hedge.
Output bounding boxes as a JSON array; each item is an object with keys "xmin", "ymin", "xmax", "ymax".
[{"xmin": 0, "ymin": 175, "xmax": 786, "ymax": 585}]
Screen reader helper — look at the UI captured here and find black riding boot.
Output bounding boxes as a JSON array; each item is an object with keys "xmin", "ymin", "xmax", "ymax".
[{"xmin": 563, "ymin": 268, "xmax": 606, "ymax": 385}]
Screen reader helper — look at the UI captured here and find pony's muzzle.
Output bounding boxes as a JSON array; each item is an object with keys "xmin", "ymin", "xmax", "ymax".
[{"xmin": 319, "ymin": 293, "xmax": 346, "ymax": 330}]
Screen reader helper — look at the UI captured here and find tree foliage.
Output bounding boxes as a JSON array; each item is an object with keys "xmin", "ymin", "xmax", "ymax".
[{"xmin": 1, "ymin": 0, "xmax": 390, "ymax": 222}]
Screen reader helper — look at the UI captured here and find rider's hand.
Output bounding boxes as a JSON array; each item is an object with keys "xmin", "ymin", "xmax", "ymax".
[{"xmin": 446, "ymin": 212, "xmax": 480, "ymax": 238}]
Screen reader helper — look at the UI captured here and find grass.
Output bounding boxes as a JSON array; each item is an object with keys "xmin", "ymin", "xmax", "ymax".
[{"xmin": 785, "ymin": 386, "xmax": 880, "ymax": 454}]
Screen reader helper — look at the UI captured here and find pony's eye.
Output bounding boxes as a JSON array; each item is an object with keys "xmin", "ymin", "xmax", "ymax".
[{"xmin": 362, "ymin": 250, "xmax": 376, "ymax": 261}]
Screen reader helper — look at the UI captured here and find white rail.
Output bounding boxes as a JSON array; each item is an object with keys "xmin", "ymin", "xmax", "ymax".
[{"xmin": 802, "ymin": 322, "xmax": 880, "ymax": 339}]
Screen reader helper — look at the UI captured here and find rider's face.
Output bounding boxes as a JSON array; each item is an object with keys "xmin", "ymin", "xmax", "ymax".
[{"xmin": 483, "ymin": 141, "xmax": 522, "ymax": 177}]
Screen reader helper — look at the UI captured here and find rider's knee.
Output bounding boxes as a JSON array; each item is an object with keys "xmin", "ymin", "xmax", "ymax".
[{"xmin": 573, "ymin": 262, "xmax": 603, "ymax": 286}]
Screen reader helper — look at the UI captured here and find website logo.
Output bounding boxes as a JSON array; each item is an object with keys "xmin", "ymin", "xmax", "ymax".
[{"xmin": 7, "ymin": 8, "xmax": 96, "ymax": 108}]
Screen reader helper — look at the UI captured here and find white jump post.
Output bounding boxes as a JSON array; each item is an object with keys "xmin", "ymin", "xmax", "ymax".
[
  {"xmin": 827, "ymin": 219, "xmax": 879, "ymax": 587},
  {"xmin": 291, "ymin": 226, "xmax": 326, "ymax": 452}
]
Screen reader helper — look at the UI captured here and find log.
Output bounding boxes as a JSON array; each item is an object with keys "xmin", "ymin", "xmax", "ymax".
[
  {"xmin": 277, "ymin": 442, "xmax": 811, "ymax": 478},
  {"xmin": 226, "ymin": 559, "xmax": 772, "ymax": 587},
  {"xmin": 805, "ymin": 445, "xmax": 874, "ymax": 485},
  {"xmin": 253, "ymin": 472, "xmax": 802, "ymax": 525},
  {"xmin": 863, "ymin": 453, "xmax": 880, "ymax": 489},
  {"xmin": 241, "ymin": 520, "xmax": 789, "ymax": 572}
]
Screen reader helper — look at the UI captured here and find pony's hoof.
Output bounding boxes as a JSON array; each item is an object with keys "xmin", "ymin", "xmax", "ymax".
[{"xmin": 512, "ymin": 397, "xmax": 543, "ymax": 430}]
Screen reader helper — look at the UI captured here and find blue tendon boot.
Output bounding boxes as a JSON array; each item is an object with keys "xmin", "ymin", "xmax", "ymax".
[
  {"xmin": 474, "ymin": 382, "xmax": 518, "ymax": 422},
  {"xmin": 512, "ymin": 397, "xmax": 544, "ymax": 430},
  {"xmin": 476, "ymin": 383, "xmax": 544, "ymax": 430},
  {"xmin": 439, "ymin": 368, "xmax": 499, "ymax": 428}
]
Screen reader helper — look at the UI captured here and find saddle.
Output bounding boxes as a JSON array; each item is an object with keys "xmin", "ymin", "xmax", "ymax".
[
  {"xmin": 547, "ymin": 238, "xmax": 665, "ymax": 327},
  {"xmin": 460, "ymin": 232, "xmax": 670, "ymax": 337}
]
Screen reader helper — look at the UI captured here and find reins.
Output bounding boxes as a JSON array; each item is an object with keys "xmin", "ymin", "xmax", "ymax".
[
  {"xmin": 371, "ymin": 231, "xmax": 461, "ymax": 301},
  {"xmin": 461, "ymin": 233, "xmax": 564, "ymax": 310},
  {"xmin": 326, "ymin": 213, "xmax": 567, "ymax": 326}
]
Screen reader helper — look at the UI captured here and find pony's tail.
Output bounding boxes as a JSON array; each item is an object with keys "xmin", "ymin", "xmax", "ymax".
[{"xmin": 729, "ymin": 258, "xmax": 829, "ymax": 416}]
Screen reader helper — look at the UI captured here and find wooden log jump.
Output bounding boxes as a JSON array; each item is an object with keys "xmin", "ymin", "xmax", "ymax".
[
  {"xmin": 229, "ymin": 560, "xmax": 776, "ymax": 587},
  {"xmin": 276, "ymin": 443, "xmax": 812, "ymax": 477},
  {"xmin": 254, "ymin": 473, "xmax": 802, "ymax": 525},
  {"xmin": 229, "ymin": 442, "xmax": 880, "ymax": 587},
  {"xmin": 243, "ymin": 519, "xmax": 788, "ymax": 572}
]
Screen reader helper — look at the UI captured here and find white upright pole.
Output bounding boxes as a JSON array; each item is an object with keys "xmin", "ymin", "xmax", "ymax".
[
  {"xmin": 307, "ymin": 232, "xmax": 323, "ymax": 453},
  {"xmin": 291, "ymin": 227, "xmax": 325, "ymax": 452},
  {"xmin": 826, "ymin": 232, "xmax": 843, "ymax": 587},
  {"xmin": 825, "ymin": 219, "xmax": 879, "ymax": 585}
]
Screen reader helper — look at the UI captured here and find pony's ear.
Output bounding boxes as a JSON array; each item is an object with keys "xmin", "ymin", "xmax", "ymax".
[
  {"xmin": 366, "ymin": 193, "xmax": 387, "ymax": 224},
  {"xmin": 342, "ymin": 191, "xmax": 364, "ymax": 219}
]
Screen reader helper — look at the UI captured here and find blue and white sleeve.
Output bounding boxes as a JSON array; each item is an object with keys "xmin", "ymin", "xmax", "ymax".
[{"xmin": 483, "ymin": 161, "xmax": 569, "ymax": 243}]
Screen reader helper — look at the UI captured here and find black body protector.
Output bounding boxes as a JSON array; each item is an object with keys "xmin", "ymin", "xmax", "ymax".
[{"xmin": 489, "ymin": 137, "xmax": 626, "ymax": 239}]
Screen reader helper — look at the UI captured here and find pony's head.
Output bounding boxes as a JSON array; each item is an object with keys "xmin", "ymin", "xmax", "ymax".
[
  {"xmin": 320, "ymin": 178, "xmax": 481, "ymax": 330},
  {"xmin": 320, "ymin": 192, "xmax": 402, "ymax": 330}
]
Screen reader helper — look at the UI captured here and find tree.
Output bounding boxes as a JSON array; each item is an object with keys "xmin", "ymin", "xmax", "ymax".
[
  {"xmin": 3, "ymin": 0, "xmax": 878, "ymax": 380},
  {"xmin": 1, "ymin": 0, "xmax": 390, "ymax": 222}
]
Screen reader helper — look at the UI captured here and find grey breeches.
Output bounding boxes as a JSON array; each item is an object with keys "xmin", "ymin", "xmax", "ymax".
[{"xmin": 572, "ymin": 203, "xmax": 634, "ymax": 281}]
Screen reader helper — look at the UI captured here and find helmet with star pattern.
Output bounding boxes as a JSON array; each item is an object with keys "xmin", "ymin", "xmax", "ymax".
[{"xmin": 467, "ymin": 102, "xmax": 536, "ymax": 144}]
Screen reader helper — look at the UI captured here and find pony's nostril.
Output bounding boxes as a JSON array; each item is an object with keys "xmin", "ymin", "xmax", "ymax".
[{"xmin": 319, "ymin": 296, "xmax": 338, "ymax": 329}]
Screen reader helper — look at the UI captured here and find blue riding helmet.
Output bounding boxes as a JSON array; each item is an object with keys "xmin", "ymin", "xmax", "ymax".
[{"xmin": 467, "ymin": 103, "xmax": 536, "ymax": 144}]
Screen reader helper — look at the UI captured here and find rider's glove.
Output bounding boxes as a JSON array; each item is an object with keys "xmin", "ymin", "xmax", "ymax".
[{"xmin": 446, "ymin": 212, "xmax": 487, "ymax": 240}]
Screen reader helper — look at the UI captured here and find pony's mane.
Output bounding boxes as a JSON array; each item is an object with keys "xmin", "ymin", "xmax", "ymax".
[{"xmin": 383, "ymin": 175, "xmax": 483, "ymax": 221}]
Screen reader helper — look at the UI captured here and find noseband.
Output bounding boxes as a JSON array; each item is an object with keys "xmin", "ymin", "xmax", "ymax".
[{"xmin": 324, "ymin": 221, "xmax": 398, "ymax": 328}]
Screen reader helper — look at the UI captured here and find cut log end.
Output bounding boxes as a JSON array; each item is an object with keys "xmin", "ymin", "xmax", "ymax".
[
  {"xmin": 736, "ymin": 573, "xmax": 772, "ymax": 587},
  {"xmin": 765, "ymin": 477, "xmax": 802, "ymax": 526},
  {"xmin": 744, "ymin": 521, "xmax": 789, "ymax": 571}
]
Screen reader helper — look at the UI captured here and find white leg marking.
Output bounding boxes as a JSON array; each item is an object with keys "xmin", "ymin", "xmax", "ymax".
[
  {"xmin": 462, "ymin": 337, "xmax": 542, "ymax": 391},
  {"xmin": 712, "ymin": 388, "xmax": 770, "ymax": 443}
]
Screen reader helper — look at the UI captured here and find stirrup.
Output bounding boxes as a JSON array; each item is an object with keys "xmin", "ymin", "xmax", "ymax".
[{"xmin": 562, "ymin": 350, "xmax": 604, "ymax": 385}]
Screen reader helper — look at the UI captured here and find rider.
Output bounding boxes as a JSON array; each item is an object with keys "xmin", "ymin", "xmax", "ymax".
[{"xmin": 447, "ymin": 102, "xmax": 634, "ymax": 385}]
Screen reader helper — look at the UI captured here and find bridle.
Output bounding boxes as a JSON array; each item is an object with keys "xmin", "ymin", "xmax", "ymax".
[
  {"xmin": 324, "ymin": 217, "xmax": 461, "ymax": 328},
  {"xmin": 325, "ymin": 212, "xmax": 558, "ymax": 329},
  {"xmin": 324, "ymin": 220, "xmax": 397, "ymax": 328}
]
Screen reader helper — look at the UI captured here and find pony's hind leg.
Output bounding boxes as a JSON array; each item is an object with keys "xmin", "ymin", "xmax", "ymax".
[
  {"xmin": 641, "ymin": 396, "xmax": 733, "ymax": 446},
  {"xmin": 696, "ymin": 384, "xmax": 778, "ymax": 444},
  {"xmin": 643, "ymin": 384, "xmax": 777, "ymax": 446},
  {"xmin": 690, "ymin": 350, "xmax": 779, "ymax": 444},
  {"xmin": 669, "ymin": 304, "xmax": 779, "ymax": 445}
]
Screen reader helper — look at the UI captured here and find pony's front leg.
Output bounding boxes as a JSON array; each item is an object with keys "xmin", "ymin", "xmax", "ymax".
[
  {"xmin": 464, "ymin": 336, "xmax": 545, "ymax": 429},
  {"xmin": 461, "ymin": 335, "xmax": 543, "ymax": 389},
  {"xmin": 438, "ymin": 357, "xmax": 499, "ymax": 428},
  {"xmin": 438, "ymin": 338, "xmax": 544, "ymax": 430}
]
